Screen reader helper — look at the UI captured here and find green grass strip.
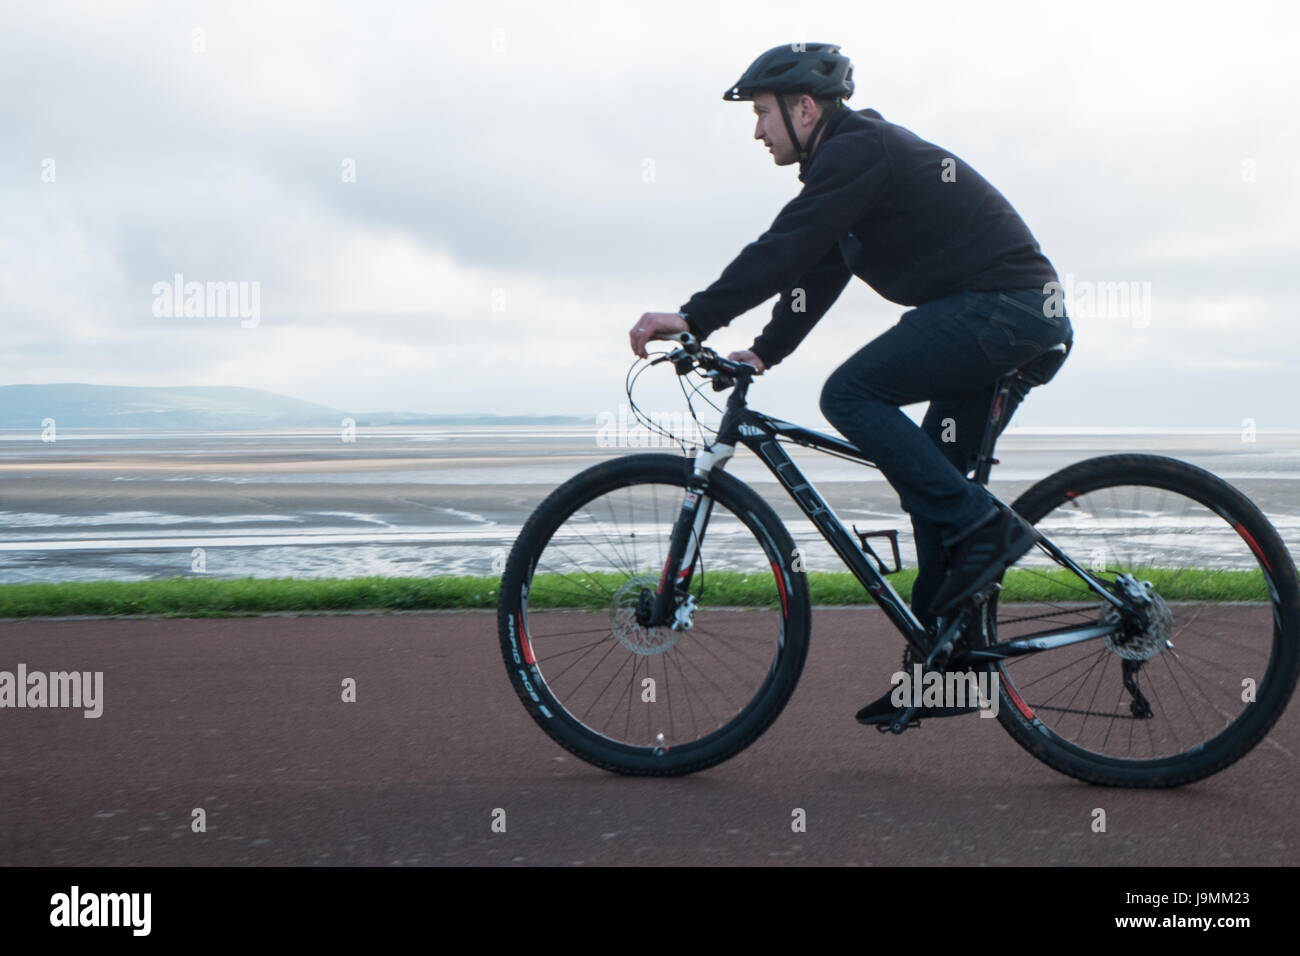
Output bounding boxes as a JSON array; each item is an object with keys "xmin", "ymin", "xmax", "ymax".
[{"xmin": 0, "ymin": 566, "xmax": 1276, "ymax": 618}]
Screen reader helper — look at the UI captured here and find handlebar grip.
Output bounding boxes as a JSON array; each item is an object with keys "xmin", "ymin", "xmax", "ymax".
[{"xmin": 672, "ymin": 331, "xmax": 701, "ymax": 354}]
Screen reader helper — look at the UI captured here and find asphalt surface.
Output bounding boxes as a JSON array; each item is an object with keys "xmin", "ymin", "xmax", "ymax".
[{"xmin": 2, "ymin": 609, "xmax": 1297, "ymax": 866}]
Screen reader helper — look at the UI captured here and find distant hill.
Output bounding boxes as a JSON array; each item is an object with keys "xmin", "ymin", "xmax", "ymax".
[{"xmin": 0, "ymin": 384, "xmax": 584, "ymax": 429}]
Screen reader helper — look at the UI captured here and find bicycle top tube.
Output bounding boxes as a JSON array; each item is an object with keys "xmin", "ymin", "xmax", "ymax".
[{"xmin": 656, "ymin": 331, "xmax": 886, "ymax": 467}]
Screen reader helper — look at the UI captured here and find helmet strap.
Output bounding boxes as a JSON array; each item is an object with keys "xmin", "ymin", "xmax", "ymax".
[
  {"xmin": 777, "ymin": 95, "xmax": 836, "ymax": 165},
  {"xmin": 775, "ymin": 95, "xmax": 805, "ymax": 161}
]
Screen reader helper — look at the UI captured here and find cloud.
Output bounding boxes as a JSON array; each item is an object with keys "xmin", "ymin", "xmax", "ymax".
[{"xmin": 1, "ymin": 0, "xmax": 1298, "ymax": 423}]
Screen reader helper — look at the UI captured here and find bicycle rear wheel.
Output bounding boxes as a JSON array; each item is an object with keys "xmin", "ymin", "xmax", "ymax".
[
  {"xmin": 497, "ymin": 453, "xmax": 811, "ymax": 776},
  {"xmin": 984, "ymin": 454, "xmax": 1300, "ymax": 787}
]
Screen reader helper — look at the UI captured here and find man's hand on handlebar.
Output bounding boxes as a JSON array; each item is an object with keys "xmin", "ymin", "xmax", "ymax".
[
  {"xmin": 627, "ymin": 315, "xmax": 763, "ymax": 385},
  {"xmin": 629, "ymin": 312, "xmax": 688, "ymax": 358},
  {"xmin": 726, "ymin": 349, "xmax": 765, "ymax": 374}
]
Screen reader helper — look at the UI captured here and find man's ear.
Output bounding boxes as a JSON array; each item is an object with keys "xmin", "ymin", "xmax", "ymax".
[{"xmin": 800, "ymin": 94, "xmax": 818, "ymax": 123}]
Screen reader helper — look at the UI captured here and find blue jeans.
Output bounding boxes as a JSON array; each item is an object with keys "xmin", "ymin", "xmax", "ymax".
[{"xmin": 818, "ymin": 288, "xmax": 1073, "ymax": 629}]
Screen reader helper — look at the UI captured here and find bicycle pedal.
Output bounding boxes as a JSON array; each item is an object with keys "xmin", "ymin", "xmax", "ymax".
[
  {"xmin": 886, "ymin": 705, "xmax": 921, "ymax": 734},
  {"xmin": 858, "ymin": 701, "xmax": 922, "ymax": 732},
  {"xmin": 873, "ymin": 718, "xmax": 922, "ymax": 734}
]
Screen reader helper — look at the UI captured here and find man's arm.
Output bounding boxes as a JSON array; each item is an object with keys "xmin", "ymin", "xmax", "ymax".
[
  {"xmin": 679, "ymin": 137, "xmax": 887, "ymax": 340},
  {"xmin": 749, "ymin": 242, "xmax": 853, "ymax": 369}
]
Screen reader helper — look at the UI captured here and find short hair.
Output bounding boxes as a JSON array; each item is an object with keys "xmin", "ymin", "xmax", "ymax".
[{"xmin": 780, "ymin": 91, "xmax": 840, "ymax": 116}]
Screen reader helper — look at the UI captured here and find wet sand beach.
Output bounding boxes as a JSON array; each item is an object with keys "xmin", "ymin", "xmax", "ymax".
[{"xmin": 1, "ymin": 427, "xmax": 1298, "ymax": 583}]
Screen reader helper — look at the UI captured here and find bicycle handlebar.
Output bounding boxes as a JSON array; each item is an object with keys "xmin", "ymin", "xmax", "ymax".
[{"xmin": 654, "ymin": 332, "xmax": 757, "ymax": 391}]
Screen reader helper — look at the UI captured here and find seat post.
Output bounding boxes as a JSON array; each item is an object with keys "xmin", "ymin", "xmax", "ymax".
[
  {"xmin": 969, "ymin": 342, "xmax": 1069, "ymax": 486},
  {"xmin": 970, "ymin": 374, "xmax": 1018, "ymax": 486}
]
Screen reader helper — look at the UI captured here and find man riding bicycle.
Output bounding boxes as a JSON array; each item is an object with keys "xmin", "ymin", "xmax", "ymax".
[{"xmin": 628, "ymin": 42, "xmax": 1074, "ymax": 723}]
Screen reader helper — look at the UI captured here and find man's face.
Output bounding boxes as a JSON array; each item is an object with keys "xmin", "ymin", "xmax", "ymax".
[{"xmin": 752, "ymin": 90, "xmax": 818, "ymax": 166}]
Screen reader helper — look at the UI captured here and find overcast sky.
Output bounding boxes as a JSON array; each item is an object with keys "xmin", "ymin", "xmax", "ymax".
[{"xmin": 3, "ymin": 0, "xmax": 1298, "ymax": 428}]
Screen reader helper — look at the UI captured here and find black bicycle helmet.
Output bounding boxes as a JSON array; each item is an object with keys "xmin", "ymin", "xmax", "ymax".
[
  {"xmin": 723, "ymin": 43, "xmax": 854, "ymax": 167},
  {"xmin": 723, "ymin": 42, "xmax": 854, "ymax": 102}
]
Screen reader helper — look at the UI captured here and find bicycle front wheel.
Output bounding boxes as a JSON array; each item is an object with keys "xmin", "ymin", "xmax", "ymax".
[
  {"xmin": 497, "ymin": 453, "xmax": 811, "ymax": 776},
  {"xmin": 986, "ymin": 454, "xmax": 1300, "ymax": 787}
]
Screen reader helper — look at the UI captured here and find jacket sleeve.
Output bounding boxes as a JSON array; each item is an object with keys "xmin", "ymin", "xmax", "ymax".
[
  {"xmin": 678, "ymin": 135, "xmax": 887, "ymax": 339},
  {"xmin": 749, "ymin": 242, "xmax": 852, "ymax": 369}
]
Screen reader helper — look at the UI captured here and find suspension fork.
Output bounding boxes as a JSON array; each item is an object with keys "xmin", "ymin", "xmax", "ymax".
[{"xmin": 648, "ymin": 443, "xmax": 736, "ymax": 628}]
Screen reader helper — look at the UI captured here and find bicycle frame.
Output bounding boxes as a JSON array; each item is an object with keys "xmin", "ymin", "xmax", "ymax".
[{"xmin": 651, "ymin": 368, "xmax": 1130, "ymax": 665}]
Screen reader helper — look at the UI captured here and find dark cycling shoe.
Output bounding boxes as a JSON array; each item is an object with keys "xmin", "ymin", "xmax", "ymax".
[
  {"xmin": 854, "ymin": 646, "xmax": 980, "ymax": 726},
  {"xmin": 855, "ymin": 687, "xmax": 908, "ymax": 725},
  {"xmin": 928, "ymin": 505, "xmax": 1037, "ymax": 617},
  {"xmin": 855, "ymin": 687, "xmax": 981, "ymax": 726},
  {"xmin": 856, "ymin": 645, "xmax": 919, "ymax": 726}
]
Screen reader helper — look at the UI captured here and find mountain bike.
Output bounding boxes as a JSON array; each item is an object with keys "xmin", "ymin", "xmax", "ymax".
[{"xmin": 497, "ymin": 332, "xmax": 1300, "ymax": 786}]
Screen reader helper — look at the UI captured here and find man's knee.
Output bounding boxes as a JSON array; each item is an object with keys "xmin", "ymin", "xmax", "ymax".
[
  {"xmin": 818, "ymin": 376, "xmax": 846, "ymax": 426},
  {"xmin": 820, "ymin": 367, "xmax": 873, "ymax": 427}
]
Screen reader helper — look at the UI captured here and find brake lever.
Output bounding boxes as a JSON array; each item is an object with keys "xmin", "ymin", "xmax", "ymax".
[{"xmin": 670, "ymin": 350, "xmax": 695, "ymax": 376}]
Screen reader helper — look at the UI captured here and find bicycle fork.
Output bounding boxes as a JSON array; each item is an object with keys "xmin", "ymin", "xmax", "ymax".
[{"xmin": 643, "ymin": 445, "xmax": 735, "ymax": 630}]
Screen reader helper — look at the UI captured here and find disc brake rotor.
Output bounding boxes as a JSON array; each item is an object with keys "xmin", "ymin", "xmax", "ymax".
[
  {"xmin": 1101, "ymin": 578, "xmax": 1173, "ymax": 661},
  {"xmin": 611, "ymin": 574, "xmax": 682, "ymax": 656}
]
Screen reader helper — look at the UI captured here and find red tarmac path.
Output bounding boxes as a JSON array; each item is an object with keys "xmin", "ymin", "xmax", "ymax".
[{"xmin": 2, "ymin": 609, "xmax": 1296, "ymax": 866}]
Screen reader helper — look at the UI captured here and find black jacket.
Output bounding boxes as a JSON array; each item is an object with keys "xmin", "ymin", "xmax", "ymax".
[{"xmin": 679, "ymin": 106, "xmax": 1060, "ymax": 368}]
